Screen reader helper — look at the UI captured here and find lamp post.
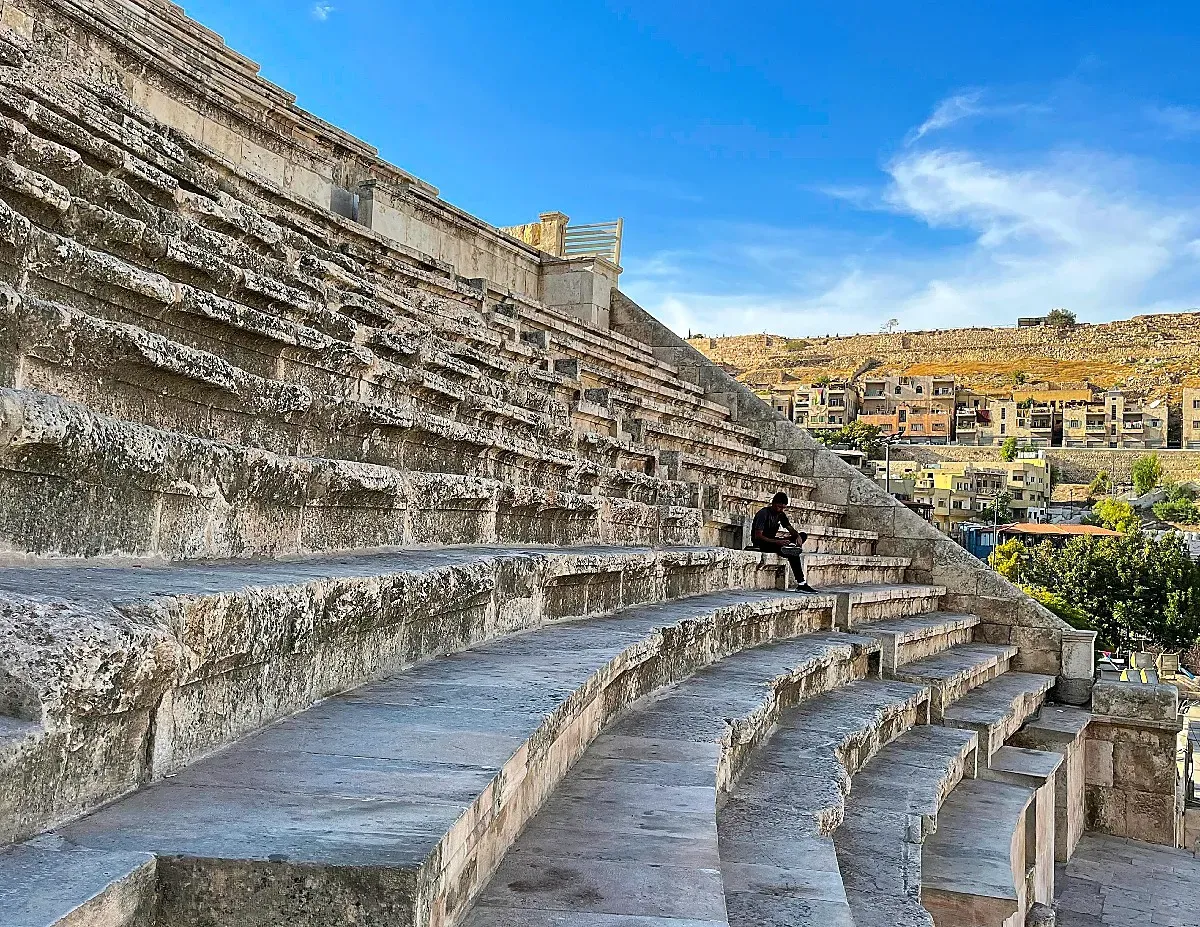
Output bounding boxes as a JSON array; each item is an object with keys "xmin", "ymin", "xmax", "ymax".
[{"xmin": 883, "ymin": 431, "xmax": 905, "ymax": 496}]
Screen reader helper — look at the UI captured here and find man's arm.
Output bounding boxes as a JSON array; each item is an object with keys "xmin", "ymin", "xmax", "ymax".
[
  {"xmin": 750, "ymin": 511, "xmax": 772, "ymax": 545},
  {"xmin": 778, "ymin": 511, "xmax": 799, "ymax": 541}
]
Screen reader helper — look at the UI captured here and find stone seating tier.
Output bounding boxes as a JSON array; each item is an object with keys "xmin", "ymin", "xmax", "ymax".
[
  {"xmin": 0, "ymin": 63, "xmax": 835, "ymax": 553},
  {"xmin": 0, "ymin": 545, "xmax": 783, "ymax": 847},
  {"xmin": 0, "ymin": 570, "xmax": 961, "ymax": 927}
]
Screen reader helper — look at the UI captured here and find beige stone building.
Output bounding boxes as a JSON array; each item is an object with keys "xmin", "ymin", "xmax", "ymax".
[
  {"xmin": 1075, "ymin": 390, "xmax": 1168, "ymax": 449},
  {"xmin": 858, "ymin": 374, "xmax": 955, "ymax": 443},
  {"xmin": 758, "ymin": 380, "xmax": 859, "ymax": 433},
  {"xmin": 1184, "ymin": 388, "xmax": 1200, "ymax": 449}
]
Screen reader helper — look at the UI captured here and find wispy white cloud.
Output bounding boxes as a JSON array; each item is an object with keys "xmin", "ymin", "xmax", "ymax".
[
  {"xmin": 624, "ymin": 99, "xmax": 1200, "ymax": 338},
  {"xmin": 907, "ymin": 90, "xmax": 1051, "ymax": 144},
  {"xmin": 1147, "ymin": 104, "xmax": 1200, "ymax": 136},
  {"xmin": 311, "ymin": 2, "xmax": 335, "ymax": 21},
  {"xmin": 910, "ymin": 91, "xmax": 985, "ymax": 141}
]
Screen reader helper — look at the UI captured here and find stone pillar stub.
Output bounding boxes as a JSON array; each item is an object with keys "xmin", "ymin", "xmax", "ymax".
[
  {"xmin": 540, "ymin": 256, "xmax": 620, "ymax": 329},
  {"xmin": 538, "ymin": 212, "xmax": 568, "ymax": 257},
  {"xmin": 1056, "ymin": 628, "xmax": 1097, "ymax": 706}
]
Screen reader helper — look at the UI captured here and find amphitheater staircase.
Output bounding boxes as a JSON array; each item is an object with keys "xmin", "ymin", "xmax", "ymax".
[
  {"xmin": 460, "ymin": 578, "xmax": 1065, "ymax": 927},
  {"xmin": 0, "ymin": 19, "xmax": 1086, "ymax": 927}
]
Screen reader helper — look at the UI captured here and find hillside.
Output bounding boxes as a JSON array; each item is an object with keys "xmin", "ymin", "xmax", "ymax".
[{"xmin": 687, "ymin": 312, "xmax": 1200, "ymax": 400}]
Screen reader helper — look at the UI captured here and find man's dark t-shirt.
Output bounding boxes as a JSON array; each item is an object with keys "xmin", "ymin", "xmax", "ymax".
[{"xmin": 751, "ymin": 506, "xmax": 794, "ymax": 546}]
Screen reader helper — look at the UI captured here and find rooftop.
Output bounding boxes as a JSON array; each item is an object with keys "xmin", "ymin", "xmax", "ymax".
[{"xmin": 1000, "ymin": 523, "xmax": 1122, "ymax": 538}]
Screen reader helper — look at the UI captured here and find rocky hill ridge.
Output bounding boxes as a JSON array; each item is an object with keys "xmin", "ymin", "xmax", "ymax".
[{"xmin": 688, "ymin": 311, "xmax": 1200, "ymax": 399}]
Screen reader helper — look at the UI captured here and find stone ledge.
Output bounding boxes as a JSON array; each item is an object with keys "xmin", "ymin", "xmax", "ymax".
[
  {"xmin": 0, "ymin": 545, "xmax": 778, "ymax": 845},
  {"xmin": 2, "ymin": 587, "xmax": 837, "ymax": 927}
]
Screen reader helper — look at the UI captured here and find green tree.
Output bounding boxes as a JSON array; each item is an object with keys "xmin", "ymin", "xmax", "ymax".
[
  {"xmin": 991, "ymin": 538, "xmax": 1026, "ymax": 580},
  {"xmin": 1045, "ymin": 308, "xmax": 1077, "ymax": 329},
  {"xmin": 1011, "ymin": 371, "xmax": 1028, "ymax": 386},
  {"xmin": 1153, "ymin": 499, "xmax": 1200, "ymax": 525},
  {"xmin": 1087, "ymin": 470, "xmax": 1112, "ymax": 498},
  {"xmin": 1018, "ymin": 532, "xmax": 1200, "ymax": 651},
  {"xmin": 979, "ymin": 490, "xmax": 1014, "ymax": 525},
  {"xmin": 1000, "ymin": 437, "xmax": 1019, "ymax": 462},
  {"xmin": 812, "ymin": 421, "xmax": 884, "ymax": 458},
  {"xmin": 1131, "ymin": 452, "xmax": 1164, "ymax": 495},
  {"xmin": 1089, "ymin": 498, "xmax": 1139, "ymax": 534}
]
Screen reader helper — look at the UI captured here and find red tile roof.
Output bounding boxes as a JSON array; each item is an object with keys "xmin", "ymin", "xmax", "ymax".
[{"xmin": 1001, "ymin": 523, "xmax": 1122, "ymax": 538}]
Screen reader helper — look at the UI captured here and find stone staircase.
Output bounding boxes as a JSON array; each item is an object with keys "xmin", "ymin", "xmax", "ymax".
[
  {"xmin": 0, "ymin": 4, "xmax": 1096, "ymax": 927},
  {"xmin": 454, "ymin": 589, "xmax": 1064, "ymax": 927}
]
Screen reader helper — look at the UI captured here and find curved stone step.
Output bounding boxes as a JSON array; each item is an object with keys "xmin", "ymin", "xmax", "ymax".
[
  {"xmin": 941, "ymin": 671, "xmax": 1056, "ymax": 760},
  {"xmin": 892, "ymin": 643, "xmax": 1019, "ymax": 719},
  {"xmin": 829, "ymin": 584, "xmax": 947, "ymax": 628},
  {"xmin": 0, "ymin": 586, "xmax": 839, "ymax": 927},
  {"xmin": 856, "ymin": 612, "xmax": 980, "ymax": 672},
  {"xmin": 0, "ymin": 841, "xmax": 155, "ymax": 927},
  {"xmin": 463, "ymin": 631, "xmax": 880, "ymax": 926},
  {"xmin": 718, "ymin": 678, "xmax": 931, "ymax": 927},
  {"xmin": 920, "ymin": 779, "xmax": 1037, "ymax": 927},
  {"xmin": 834, "ymin": 723, "xmax": 979, "ymax": 927},
  {"xmin": 0, "ymin": 544, "xmax": 779, "ymax": 844},
  {"xmin": 803, "ymin": 554, "xmax": 910, "ymax": 587}
]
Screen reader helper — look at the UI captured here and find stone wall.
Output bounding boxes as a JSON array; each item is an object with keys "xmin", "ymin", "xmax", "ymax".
[
  {"xmin": 1084, "ymin": 680, "xmax": 1186, "ymax": 847},
  {"xmin": 895, "ymin": 445, "xmax": 1200, "ymax": 485},
  {"xmin": 16, "ymin": 0, "xmax": 549, "ymax": 299}
]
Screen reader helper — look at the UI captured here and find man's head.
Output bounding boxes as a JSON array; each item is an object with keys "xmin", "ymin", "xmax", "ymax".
[{"xmin": 771, "ymin": 492, "xmax": 789, "ymax": 511}]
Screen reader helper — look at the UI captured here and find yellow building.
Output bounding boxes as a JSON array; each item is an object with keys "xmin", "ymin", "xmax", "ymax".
[{"xmin": 912, "ymin": 460, "xmax": 1050, "ymax": 531}]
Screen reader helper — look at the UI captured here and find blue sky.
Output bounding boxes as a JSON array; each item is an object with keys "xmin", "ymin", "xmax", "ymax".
[{"xmin": 182, "ymin": 1, "xmax": 1200, "ymax": 337}]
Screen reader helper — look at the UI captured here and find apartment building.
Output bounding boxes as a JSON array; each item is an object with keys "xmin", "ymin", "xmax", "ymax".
[
  {"xmin": 952, "ymin": 388, "xmax": 991, "ymax": 445},
  {"xmin": 759, "ymin": 380, "xmax": 859, "ymax": 433},
  {"xmin": 1184, "ymin": 388, "xmax": 1200, "ymax": 449},
  {"xmin": 858, "ymin": 374, "xmax": 955, "ymax": 443},
  {"xmin": 1104, "ymin": 391, "xmax": 1167, "ymax": 449},
  {"xmin": 911, "ymin": 459, "xmax": 1050, "ymax": 531}
]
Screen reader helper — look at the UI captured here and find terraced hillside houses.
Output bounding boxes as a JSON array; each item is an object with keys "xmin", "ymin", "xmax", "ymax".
[
  {"xmin": 0, "ymin": 3, "xmax": 1194, "ymax": 927},
  {"xmin": 758, "ymin": 377, "xmax": 1172, "ymax": 449}
]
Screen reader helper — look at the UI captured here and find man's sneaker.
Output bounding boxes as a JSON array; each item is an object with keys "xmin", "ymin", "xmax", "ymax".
[{"xmin": 797, "ymin": 583, "xmax": 817, "ymax": 593}]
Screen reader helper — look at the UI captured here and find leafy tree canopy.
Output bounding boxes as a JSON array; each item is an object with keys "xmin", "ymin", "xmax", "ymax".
[
  {"xmin": 1089, "ymin": 498, "xmax": 1140, "ymax": 534},
  {"xmin": 1087, "ymin": 470, "xmax": 1112, "ymax": 498},
  {"xmin": 1008, "ymin": 532, "xmax": 1200, "ymax": 652},
  {"xmin": 812, "ymin": 421, "xmax": 884, "ymax": 458},
  {"xmin": 1131, "ymin": 452, "xmax": 1164, "ymax": 496},
  {"xmin": 1046, "ymin": 308, "xmax": 1077, "ymax": 329},
  {"xmin": 979, "ymin": 490, "xmax": 1014, "ymax": 525},
  {"xmin": 1000, "ymin": 437, "xmax": 1019, "ymax": 462}
]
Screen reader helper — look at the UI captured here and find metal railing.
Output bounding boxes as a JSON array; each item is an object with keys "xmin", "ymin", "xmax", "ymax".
[{"xmin": 563, "ymin": 219, "xmax": 624, "ymax": 265}]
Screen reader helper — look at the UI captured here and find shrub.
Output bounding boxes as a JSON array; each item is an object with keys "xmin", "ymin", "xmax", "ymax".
[
  {"xmin": 1046, "ymin": 308, "xmax": 1077, "ymax": 329},
  {"xmin": 1131, "ymin": 452, "xmax": 1164, "ymax": 495},
  {"xmin": 1000, "ymin": 437, "xmax": 1019, "ymax": 462},
  {"xmin": 1153, "ymin": 499, "xmax": 1200, "ymax": 525},
  {"xmin": 1090, "ymin": 498, "xmax": 1139, "ymax": 534}
]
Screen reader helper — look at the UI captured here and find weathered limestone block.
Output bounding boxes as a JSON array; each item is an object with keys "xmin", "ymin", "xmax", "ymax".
[
  {"xmin": 1010, "ymin": 706, "xmax": 1091, "ymax": 862},
  {"xmin": 0, "ymin": 545, "xmax": 776, "ymax": 845},
  {"xmin": 1085, "ymin": 685, "xmax": 1184, "ymax": 847}
]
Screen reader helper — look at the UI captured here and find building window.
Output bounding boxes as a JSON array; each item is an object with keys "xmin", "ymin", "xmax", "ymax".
[
  {"xmin": 895, "ymin": 386, "xmax": 902, "ymax": 395},
  {"xmin": 1000, "ymin": 424, "xmax": 1006, "ymax": 435},
  {"xmin": 1193, "ymin": 399, "xmax": 1200, "ymax": 409}
]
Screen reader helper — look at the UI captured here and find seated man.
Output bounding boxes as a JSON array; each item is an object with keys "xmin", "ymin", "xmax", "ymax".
[{"xmin": 750, "ymin": 492, "xmax": 814, "ymax": 592}]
